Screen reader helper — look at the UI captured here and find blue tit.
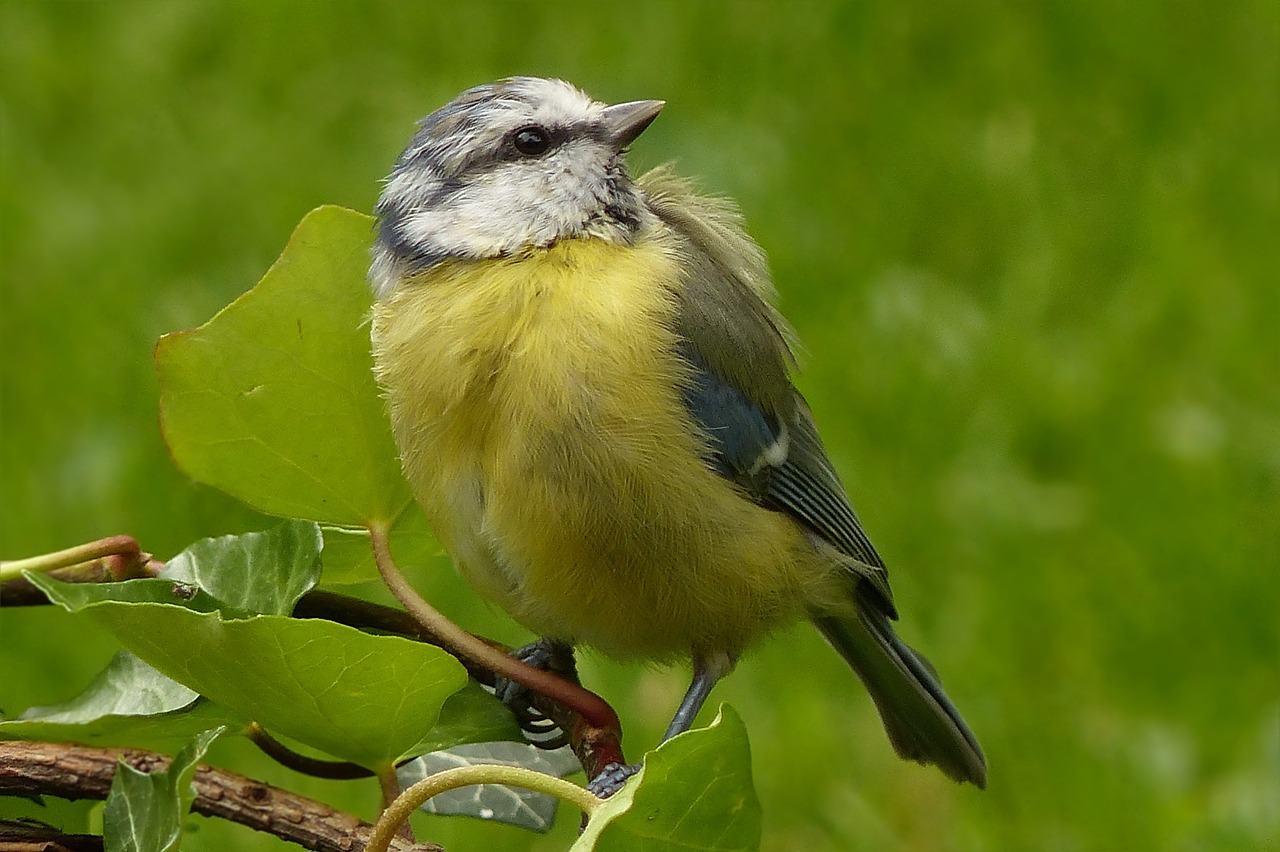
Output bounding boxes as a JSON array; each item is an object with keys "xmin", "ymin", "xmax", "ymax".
[{"xmin": 368, "ymin": 77, "xmax": 986, "ymax": 788}]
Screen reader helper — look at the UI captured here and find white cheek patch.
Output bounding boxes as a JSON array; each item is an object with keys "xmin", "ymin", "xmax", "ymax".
[
  {"xmin": 399, "ymin": 193, "xmax": 519, "ymax": 260},
  {"xmin": 395, "ymin": 148, "xmax": 609, "ymax": 260},
  {"xmin": 383, "ymin": 167, "xmax": 443, "ymax": 211}
]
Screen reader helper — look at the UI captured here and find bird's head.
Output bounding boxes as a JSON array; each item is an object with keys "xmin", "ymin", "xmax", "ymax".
[{"xmin": 371, "ymin": 77, "xmax": 664, "ymax": 297}]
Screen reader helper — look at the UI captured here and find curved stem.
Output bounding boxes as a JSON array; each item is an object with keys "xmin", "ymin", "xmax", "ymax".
[
  {"xmin": 246, "ymin": 723, "xmax": 374, "ymax": 780},
  {"xmin": 367, "ymin": 522, "xmax": 621, "ymax": 734},
  {"xmin": 377, "ymin": 764, "xmax": 415, "ymax": 842},
  {"xmin": 0, "ymin": 535, "xmax": 142, "ymax": 583},
  {"xmin": 365, "ymin": 765, "xmax": 602, "ymax": 852}
]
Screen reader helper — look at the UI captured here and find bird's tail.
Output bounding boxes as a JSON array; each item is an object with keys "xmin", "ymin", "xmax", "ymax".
[{"xmin": 813, "ymin": 600, "xmax": 987, "ymax": 788}]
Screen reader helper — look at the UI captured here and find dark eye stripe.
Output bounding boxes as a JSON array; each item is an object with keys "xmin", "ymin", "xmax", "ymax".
[{"xmin": 421, "ymin": 118, "xmax": 599, "ymax": 179}]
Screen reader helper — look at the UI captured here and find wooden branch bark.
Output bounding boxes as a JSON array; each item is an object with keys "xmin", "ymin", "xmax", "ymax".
[
  {"xmin": 0, "ymin": 822, "xmax": 105, "ymax": 851},
  {"xmin": 0, "ymin": 741, "xmax": 439, "ymax": 852}
]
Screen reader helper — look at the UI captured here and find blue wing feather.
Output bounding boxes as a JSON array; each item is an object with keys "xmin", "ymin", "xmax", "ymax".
[
  {"xmin": 679, "ymin": 342, "xmax": 779, "ymax": 485},
  {"xmin": 677, "ymin": 339, "xmax": 895, "ymax": 613}
]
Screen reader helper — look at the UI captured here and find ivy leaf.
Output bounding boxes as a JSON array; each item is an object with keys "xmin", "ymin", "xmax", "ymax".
[
  {"xmin": 577, "ymin": 705, "xmax": 761, "ymax": 851},
  {"xmin": 411, "ymin": 681, "xmax": 524, "ymax": 754},
  {"xmin": 103, "ymin": 727, "xmax": 224, "ymax": 852},
  {"xmin": 0, "ymin": 701, "xmax": 242, "ymax": 754},
  {"xmin": 155, "ymin": 205, "xmax": 412, "ymax": 528},
  {"xmin": 1, "ymin": 653, "xmax": 245, "ymax": 752},
  {"xmin": 159, "ymin": 520, "xmax": 321, "ymax": 615},
  {"xmin": 19, "ymin": 653, "xmax": 198, "ymax": 720},
  {"xmin": 29, "ymin": 573, "xmax": 468, "ymax": 769},
  {"xmin": 20, "ymin": 575, "xmax": 224, "ymax": 612},
  {"xmin": 399, "ymin": 741, "xmax": 581, "ymax": 833},
  {"xmin": 319, "ymin": 509, "xmax": 443, "ymax": 586}
]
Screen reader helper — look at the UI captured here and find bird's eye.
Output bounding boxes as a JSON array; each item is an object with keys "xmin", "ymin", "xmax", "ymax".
[{"xmin": 512, "ymin": 125, "xmax": 553, "ymax": 156}]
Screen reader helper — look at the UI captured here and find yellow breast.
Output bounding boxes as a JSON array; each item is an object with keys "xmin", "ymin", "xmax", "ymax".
[{"xmin": 371, "ymin": 235, "xmax": 824, "ymax": 659}]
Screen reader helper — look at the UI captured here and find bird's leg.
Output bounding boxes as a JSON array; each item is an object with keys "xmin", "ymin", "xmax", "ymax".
[
  {"xmin": 663, "ymin": 650, "xmax": 735, "ymax": 741},
  {"xmin": 493, "ymin": 637, "xmax": 579, "ymax": 749},
  {"xmin": 588, "ymin": 651, "xmax": 735, "ymax": 798}
]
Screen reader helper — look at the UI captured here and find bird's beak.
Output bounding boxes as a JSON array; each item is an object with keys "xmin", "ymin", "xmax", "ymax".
[{"xmin": 599, "ymin": 99, "xmax": 665, "ymax": 150}]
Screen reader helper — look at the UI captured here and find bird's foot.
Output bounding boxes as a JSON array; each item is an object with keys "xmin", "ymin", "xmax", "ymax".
[
  {"xmin": 587, "ymin": 761, "xmax": 641, "ymax": 798},
  {"xmin": 493, "ymin": 638, "xmax": 578, "ymax": 748}
]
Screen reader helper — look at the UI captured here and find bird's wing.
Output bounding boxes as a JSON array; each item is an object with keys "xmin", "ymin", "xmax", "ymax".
[{"xmin": 640, "ymin": 168, "xmax": 895, "ymax": 614}]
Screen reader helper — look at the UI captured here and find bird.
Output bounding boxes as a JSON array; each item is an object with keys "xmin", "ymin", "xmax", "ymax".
[{"xmin": 368, "ymin": 76, "xmax": 986, "ymax": 791}]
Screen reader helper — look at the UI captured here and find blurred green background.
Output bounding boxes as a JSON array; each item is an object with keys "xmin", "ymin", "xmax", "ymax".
[{"xmin": 2, "ymin": 2, "xmax": 1276, "ymax": 850}]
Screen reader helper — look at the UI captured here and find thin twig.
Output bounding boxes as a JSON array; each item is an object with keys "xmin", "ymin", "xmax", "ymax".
[
  {"xmin": 0, "ymin": 536, "xmax": 147, "ymax": 584},
  {"xmin": 246, "ymin": 722, "xmax": 373, "ymax": 780},
  {"xmin": 0, "ymin": 537, "xmax": 157, "ymax": 606},
  {"xmin": 0, "ymin": 823, "xmax": 104, "ymax": 851}
]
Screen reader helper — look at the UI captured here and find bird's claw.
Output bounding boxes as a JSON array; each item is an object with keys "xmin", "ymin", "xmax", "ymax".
[{"xmin": 587, "ymin": 761, "xmax": 641, "ymax": 798}]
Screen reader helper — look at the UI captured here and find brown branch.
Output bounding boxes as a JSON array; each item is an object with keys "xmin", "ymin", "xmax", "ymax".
[
  {"xmin": 0, "ymin": 822, "xmax": 104, "ymax": 851},
  {"xmin": 245, "ymin": 723, "xmax": 372, "ymax": 781},
  {"xmin": 0, "ymin": 740, "xmax": 438, "ymax": 852}
]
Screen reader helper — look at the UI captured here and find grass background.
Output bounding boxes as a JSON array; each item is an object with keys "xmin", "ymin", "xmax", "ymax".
[{"xmin": 2, "ymin": 2, "xmax": 1276, "ymax": 850}]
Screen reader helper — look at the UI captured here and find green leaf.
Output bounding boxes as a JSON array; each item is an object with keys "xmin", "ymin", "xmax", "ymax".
[
  {"xmin": 18, "ymin": 652, "xmax": 197, "ymax": 720},
  {"xmin": 399, "ymin": 741, "xmax": 581, "ymax": 833},
  {"xmin": 1, "ymin": 652, "xmax": 246, "ymax": 752},
  {"xmin": 30, "ymin": 573, "xmax": 468, "ymax": 769},
  {"xmin": 25, "ymin": 574, "xmax": 224, "ymax": 613},
  {"xmin": 159, "ymin": 520, "xmax": 321, "ymax": 615},
  {"xmin": 316, "ymin": 525, "xmax": 380, "ymax": 585},
  {"xmin": 577, "ymin": 705, "xmax": 761, "ymax": 852},
  {"xmin": 155, "ymin": 205, "xmax": 412, "ymax": 527},
  {"xmin": 410, "ymin": 681, "xmax": 524, "ymax": 754},
  {"xmin": 0, "ymin": 701, "xmax": 243, "ymax": 754},
  {"xmin": 103, "ymin": 727, "xmax": 223, "ymax": 852},
  {"xmin": 319, "ymin": 509, "xmax": 443, "ymax": 586}
]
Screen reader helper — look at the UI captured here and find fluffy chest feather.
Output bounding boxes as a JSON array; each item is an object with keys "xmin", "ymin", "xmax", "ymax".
[
  {"xmin": 371, "ymin": 236, "xmax": 817, "ymax": 656},
  {"xmin": 372, "ymin": 234, "xmax": 689, "ymax": 457},
  {"xmin": 372, "ymin": 237, "xmax": 690, "ymax": 611}
]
